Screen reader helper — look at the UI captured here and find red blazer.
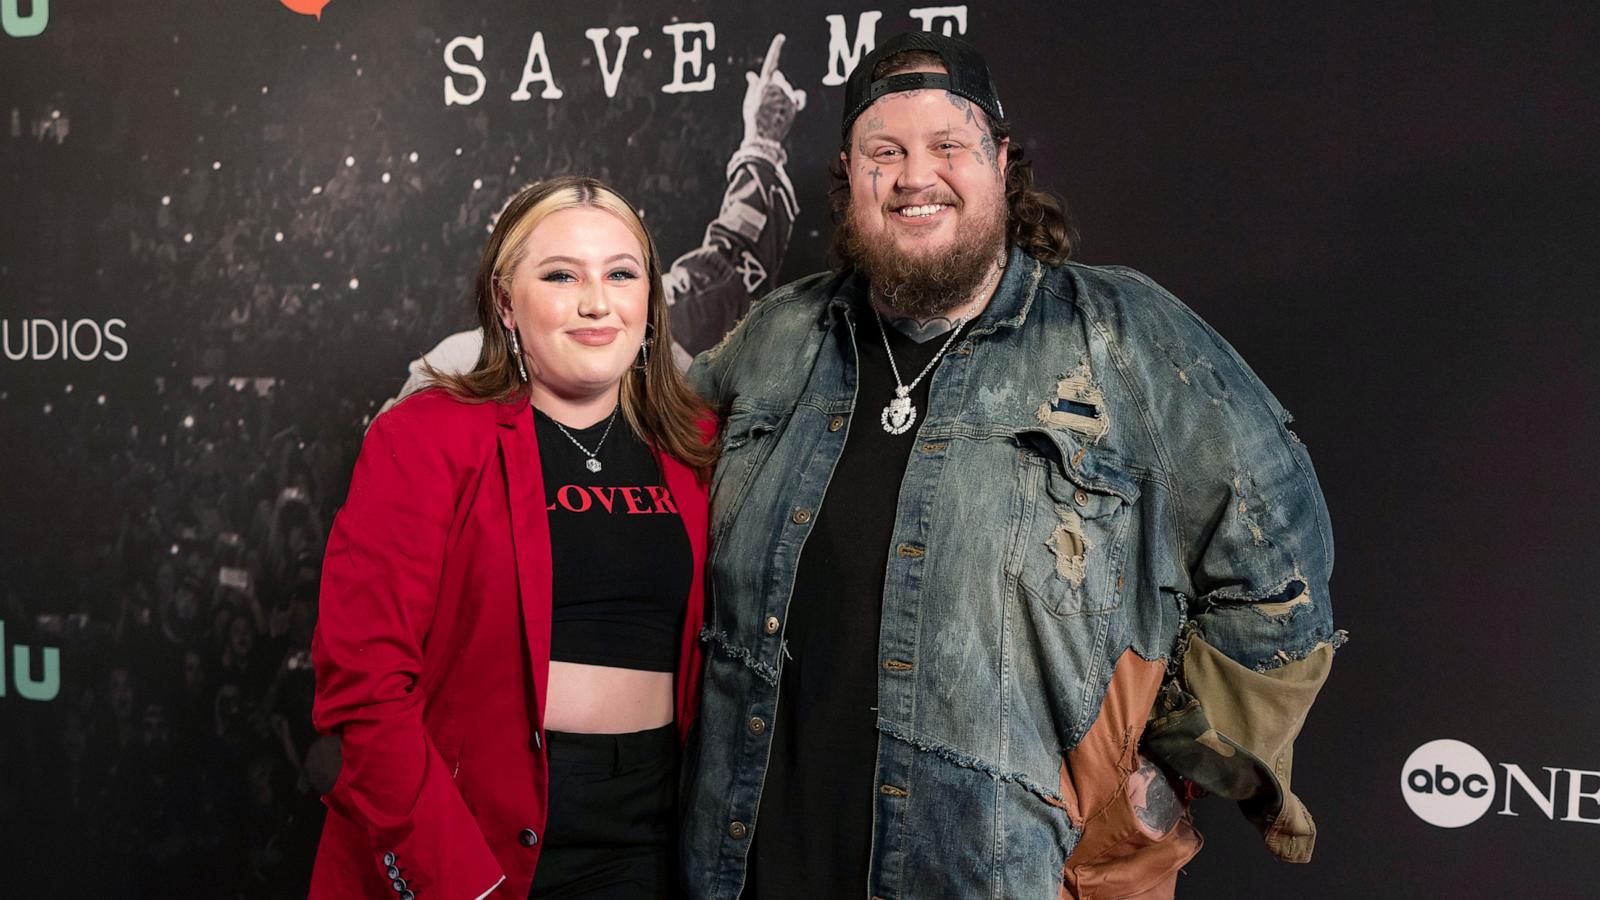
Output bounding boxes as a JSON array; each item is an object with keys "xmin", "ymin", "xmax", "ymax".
[{"xmin": 308, "ymin": 389, "xmax": 708, "ymax": 900}]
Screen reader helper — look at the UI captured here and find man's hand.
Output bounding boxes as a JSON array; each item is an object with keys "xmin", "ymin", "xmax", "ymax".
[
  {"xmin": 1126, "ymin": 755, "xmax": 1185, "ymax": 840},
  {"xmin": 743, "ymin": 34, "xmax": 806, "ymax": 145}
]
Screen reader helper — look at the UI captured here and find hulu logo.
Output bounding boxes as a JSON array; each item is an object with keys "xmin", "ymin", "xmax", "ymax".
[
  {"xmin": 2, "ymin": 0, "xmax": 49, "ymax": 39},
  {"xmin": 0, "ymin": 620, "xmax": 61, "ymax": 702}
]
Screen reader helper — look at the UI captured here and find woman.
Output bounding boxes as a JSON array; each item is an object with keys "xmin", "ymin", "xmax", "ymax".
[{"xmin": 308, "ymin": 176, "xmax": 716, "ymax": 900}]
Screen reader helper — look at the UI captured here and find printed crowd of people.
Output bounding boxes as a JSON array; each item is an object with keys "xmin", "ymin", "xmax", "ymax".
[{"xmin": 7, "ymin": 371, "xmax": 362, "ymax": 895}]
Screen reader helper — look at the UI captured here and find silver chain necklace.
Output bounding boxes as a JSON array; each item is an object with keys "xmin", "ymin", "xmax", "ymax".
[
  {"xmin": 874, "ymin": 312, "xmax": 967, "ymax": 435},
  {"xmin": 547, "ymin": 405, "xmax": 619, "ymax": 473}
]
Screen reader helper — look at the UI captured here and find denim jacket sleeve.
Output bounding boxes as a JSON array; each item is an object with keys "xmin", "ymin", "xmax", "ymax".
[
  {"xmin": 1092, "ymin": 266, "xmax": 1343, "ymax": 863},
  {"xmin": 686, "ymin": 271, "xmax": 839, "ymax": 412}
]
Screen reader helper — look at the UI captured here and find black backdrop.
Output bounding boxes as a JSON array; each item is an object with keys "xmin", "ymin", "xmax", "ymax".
[{"xmin": 3, "ymin": 1, "xmax": 1598, "ymax": 897}]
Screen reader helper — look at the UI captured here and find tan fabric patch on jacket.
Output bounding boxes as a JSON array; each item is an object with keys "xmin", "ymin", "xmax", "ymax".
[
  {"xmin": 1060, "ymin": 649, "xmax": 1202, "ymax": 899},
  {"xmin": 1181, "ymin": 635, "xmax": 1333, "ymax": 863}
]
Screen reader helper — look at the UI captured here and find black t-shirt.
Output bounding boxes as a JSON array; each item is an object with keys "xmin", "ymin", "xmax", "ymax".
[
  {"xmin": 744, "ymin": 310, "xmax": 973, "ymax": 898},
  {"xmin": 535, "ymin": 407, "xmax": 691, "ymax": 672}
]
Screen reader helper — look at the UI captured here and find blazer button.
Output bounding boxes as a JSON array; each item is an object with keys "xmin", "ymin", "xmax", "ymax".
[
  {"xmin": 763, "ymin": 615, "xmax": 781, "ymax": 635},
  {"xmin": 386, "ymin": 866, "xmax": 400, "ymax": 879},
  {"xmin": 519, "ymin": 827, "xmax": 540, "ymax": 847},
  {"xmin": 728, "ymin": 821, "xmax": 748, "ymax": 839},
  {"xmin": 383, "ymin": 852, "xmax": 397, "ymax": 867},
  {"xmin": 401, "ymin": 893, "xmax": 415, "ymax": 900},
  {"xmin": 391, "ymin": 878, "xmax": 407, "ymax": 893}
]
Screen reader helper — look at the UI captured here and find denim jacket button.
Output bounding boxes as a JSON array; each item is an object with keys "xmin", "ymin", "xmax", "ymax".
[
  {"xmin": 791, "ymin": 508, "xmax": 812, "ymax": 524},
  {"xmin": 828, "ymin": 415, "xmax": 845, "ymax": 432},
  {"xmin": 728, "ymin": 821, "xmax": 748, "ymax": 839},
  {"xmin": 763, "ymin": 616, "xmax": 781, "ymax": 635},
  {"xmin": 1073, "ymin": 489, "xmax": 1090, "ymax": 506},
  {"xmin": 748, "ymin": 716, "xmax": 766, "ymax": 735}
]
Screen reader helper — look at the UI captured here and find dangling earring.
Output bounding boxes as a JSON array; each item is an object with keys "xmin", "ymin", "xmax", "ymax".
[{"xmin": 507, "ymin": 327, "xmax": 529, "ymax": 382}]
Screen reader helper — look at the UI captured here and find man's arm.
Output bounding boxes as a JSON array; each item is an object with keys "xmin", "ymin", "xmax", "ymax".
[
  {"xmin": 376, "ymin": 328, "xmax": 484, "ymax": 418},
  {"xmin": 665, "ymin": 35, "xmax": 805, "ymax": 362},
  {"xmin": 1105, "ymin": 268, "xmax": 1342, "ymax": 864}
]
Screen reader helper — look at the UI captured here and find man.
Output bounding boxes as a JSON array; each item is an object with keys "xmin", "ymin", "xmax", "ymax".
[
  {"xmin": 683, "ymin": 31, "xmax": 1342, "ymax": 899},
  {"xmin": 382, "ymin": 36, "xmax": 805, "ymax": 410}
]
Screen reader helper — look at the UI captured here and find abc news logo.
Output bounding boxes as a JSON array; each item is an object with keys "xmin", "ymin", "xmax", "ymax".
[{"xmin": 1402, "ymin": 739, "xmax": 1600, "ymax": 828}]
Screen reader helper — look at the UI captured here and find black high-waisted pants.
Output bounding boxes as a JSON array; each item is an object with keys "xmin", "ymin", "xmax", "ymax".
[{"xmin": 528, "ymin": 724, "xmax": 679, "ymax": 900}]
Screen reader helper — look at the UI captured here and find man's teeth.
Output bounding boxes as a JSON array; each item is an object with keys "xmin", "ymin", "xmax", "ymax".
[{"xmin": 897, "ymin": 204, "xmax": 948, "ymax": 218}]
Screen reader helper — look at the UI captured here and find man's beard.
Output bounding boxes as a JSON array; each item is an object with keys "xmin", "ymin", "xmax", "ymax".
[{"xmin": 839, "ymin": 192, "xmax": 1007, "ymax": 319}]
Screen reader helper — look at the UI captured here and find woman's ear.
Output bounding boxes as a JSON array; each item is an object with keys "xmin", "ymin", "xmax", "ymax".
[{"xmin": 494, "ymin": 281, "xmax": 516, "ymax": 331}]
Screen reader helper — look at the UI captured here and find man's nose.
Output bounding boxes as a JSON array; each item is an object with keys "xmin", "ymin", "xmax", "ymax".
[{"xmin": 896, "ymin": 147, "xmax": 940, "ymax": 194}]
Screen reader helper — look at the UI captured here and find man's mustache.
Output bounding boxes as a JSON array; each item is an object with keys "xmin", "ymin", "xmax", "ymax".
[{"xmin": 882, "ymin": 193, "xmax": 961, "ymax": 211}]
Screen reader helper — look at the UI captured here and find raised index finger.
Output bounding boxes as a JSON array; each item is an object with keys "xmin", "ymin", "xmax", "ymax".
[{"xmin": 759, "ymin": 34, "xmax": 785, "ymax": 80}]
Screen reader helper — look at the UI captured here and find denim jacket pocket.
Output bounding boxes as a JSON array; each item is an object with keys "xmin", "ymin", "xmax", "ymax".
[
  {"xmin": 709, "ymin": 402, "xmax": 788, "ymax": 546},
  {"xmin": 1008, "ymin": 428, "xmax": 1139, "ymax": 617}
]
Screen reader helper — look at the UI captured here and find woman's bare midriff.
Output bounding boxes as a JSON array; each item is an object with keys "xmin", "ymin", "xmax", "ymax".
[{"xmin": 542, "ymin": 661, "xmax": 674, "ymax": 733}]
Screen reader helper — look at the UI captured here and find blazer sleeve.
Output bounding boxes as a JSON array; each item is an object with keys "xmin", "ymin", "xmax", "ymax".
[{"xmin": 311, "ymin": 409, "xmax": 504, "ymax": 898}]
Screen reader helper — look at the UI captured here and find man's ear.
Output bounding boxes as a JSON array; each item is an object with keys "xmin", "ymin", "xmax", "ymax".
[
  {"xmin": 996, "ymin": 137, "xmax": 1010, "ymax": 175},
  {"xmin": 840, "ymin": 150, "xmax": 850, "ymax": 183}
]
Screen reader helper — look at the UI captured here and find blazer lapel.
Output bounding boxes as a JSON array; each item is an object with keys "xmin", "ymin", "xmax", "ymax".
[{"xmin": 496, "ymin": 401, "xmax": 554, "ymax": 730}]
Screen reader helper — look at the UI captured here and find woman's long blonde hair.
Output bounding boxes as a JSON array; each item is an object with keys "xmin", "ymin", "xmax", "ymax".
[{"xmin": 425, "ymin": 176, "xmax": 716, "ymax": 479}]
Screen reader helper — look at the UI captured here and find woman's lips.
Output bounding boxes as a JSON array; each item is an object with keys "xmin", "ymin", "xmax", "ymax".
[{"xmin": 567, "ymin": 328, "xmax": 620, "ymax": 346}]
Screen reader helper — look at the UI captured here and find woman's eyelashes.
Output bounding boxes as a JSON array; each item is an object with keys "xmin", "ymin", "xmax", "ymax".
[{"xmin": 538, "ymin": 268, "xmax": 639, "ymax": 283}]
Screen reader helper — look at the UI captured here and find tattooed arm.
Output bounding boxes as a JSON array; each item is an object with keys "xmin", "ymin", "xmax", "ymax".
[{"xmin": 1125, "ymin": 756, "xmax": 1185, "ymax": 840}]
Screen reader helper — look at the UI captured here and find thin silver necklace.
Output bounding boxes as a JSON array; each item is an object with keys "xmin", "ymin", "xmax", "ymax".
[
  {"xmin": 874, "ymin": 312, "xmax": 966, "ymax": 435},
  {"xmin": 547, "ymin": 405, "xmax": 619, "ymax": 473}
]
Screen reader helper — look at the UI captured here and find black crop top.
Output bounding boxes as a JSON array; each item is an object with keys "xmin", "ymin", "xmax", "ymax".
[{"xmin": 535, "ymin": 407, "xmax": 691, "ymax": 672}]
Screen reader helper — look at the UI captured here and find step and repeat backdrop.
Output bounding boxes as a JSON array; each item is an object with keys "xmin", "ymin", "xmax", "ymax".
[{"xmin": 3, "ymin": 1, "xmax": 1597, "ymax": 897}]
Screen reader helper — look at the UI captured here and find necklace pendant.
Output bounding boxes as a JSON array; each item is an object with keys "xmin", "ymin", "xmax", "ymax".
[
  {"xmin": 881, "ymin": 395, "xmax": 917, "ymax": 435},
  {"xmin": 585, "ymin": 458, "xmax": 603, "ymax": 473}
]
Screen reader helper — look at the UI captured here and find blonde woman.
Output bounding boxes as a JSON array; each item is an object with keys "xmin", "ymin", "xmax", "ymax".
[{"xmin": 310, "ymin": 177, "xmax": 715, "ymax": 900}]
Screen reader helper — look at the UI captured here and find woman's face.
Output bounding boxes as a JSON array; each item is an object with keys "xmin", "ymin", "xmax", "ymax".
[{"xmin": 498, "ymin": 207, "xmax": 650, "ymax": 408}]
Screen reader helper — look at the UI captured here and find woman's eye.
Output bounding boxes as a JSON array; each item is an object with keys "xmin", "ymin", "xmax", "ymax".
[
  {"xmin": 608, "ymin": 269, "xmax": 640, "ymax": 281},
  {"xmin": 541, "ymin": 271, "xmax": 575, "ymax": 283}
]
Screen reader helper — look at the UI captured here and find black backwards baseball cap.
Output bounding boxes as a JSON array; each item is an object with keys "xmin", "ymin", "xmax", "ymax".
[{"xmin": 841, "ymin": 31, "xmax": 1005, "ymax": 140}]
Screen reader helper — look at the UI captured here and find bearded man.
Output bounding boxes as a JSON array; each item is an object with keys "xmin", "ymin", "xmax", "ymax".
[{"xmin": 682, "ymin": 31, "xmax": 1343, "ymax": 900}]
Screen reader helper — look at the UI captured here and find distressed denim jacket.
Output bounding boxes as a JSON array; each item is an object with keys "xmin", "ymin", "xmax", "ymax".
[{"xmin": 682, "ymin": 248, "xmax": 1342, "ymax": 899}]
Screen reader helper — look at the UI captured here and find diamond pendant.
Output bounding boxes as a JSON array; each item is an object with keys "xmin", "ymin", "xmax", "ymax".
[
  {"xmin": 585, "ymin": 458, "xmax": 603, "ymax": 473},
  {"xmin": 881, "ymin": 387, "xmax": 917, "ymax": 435}
]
